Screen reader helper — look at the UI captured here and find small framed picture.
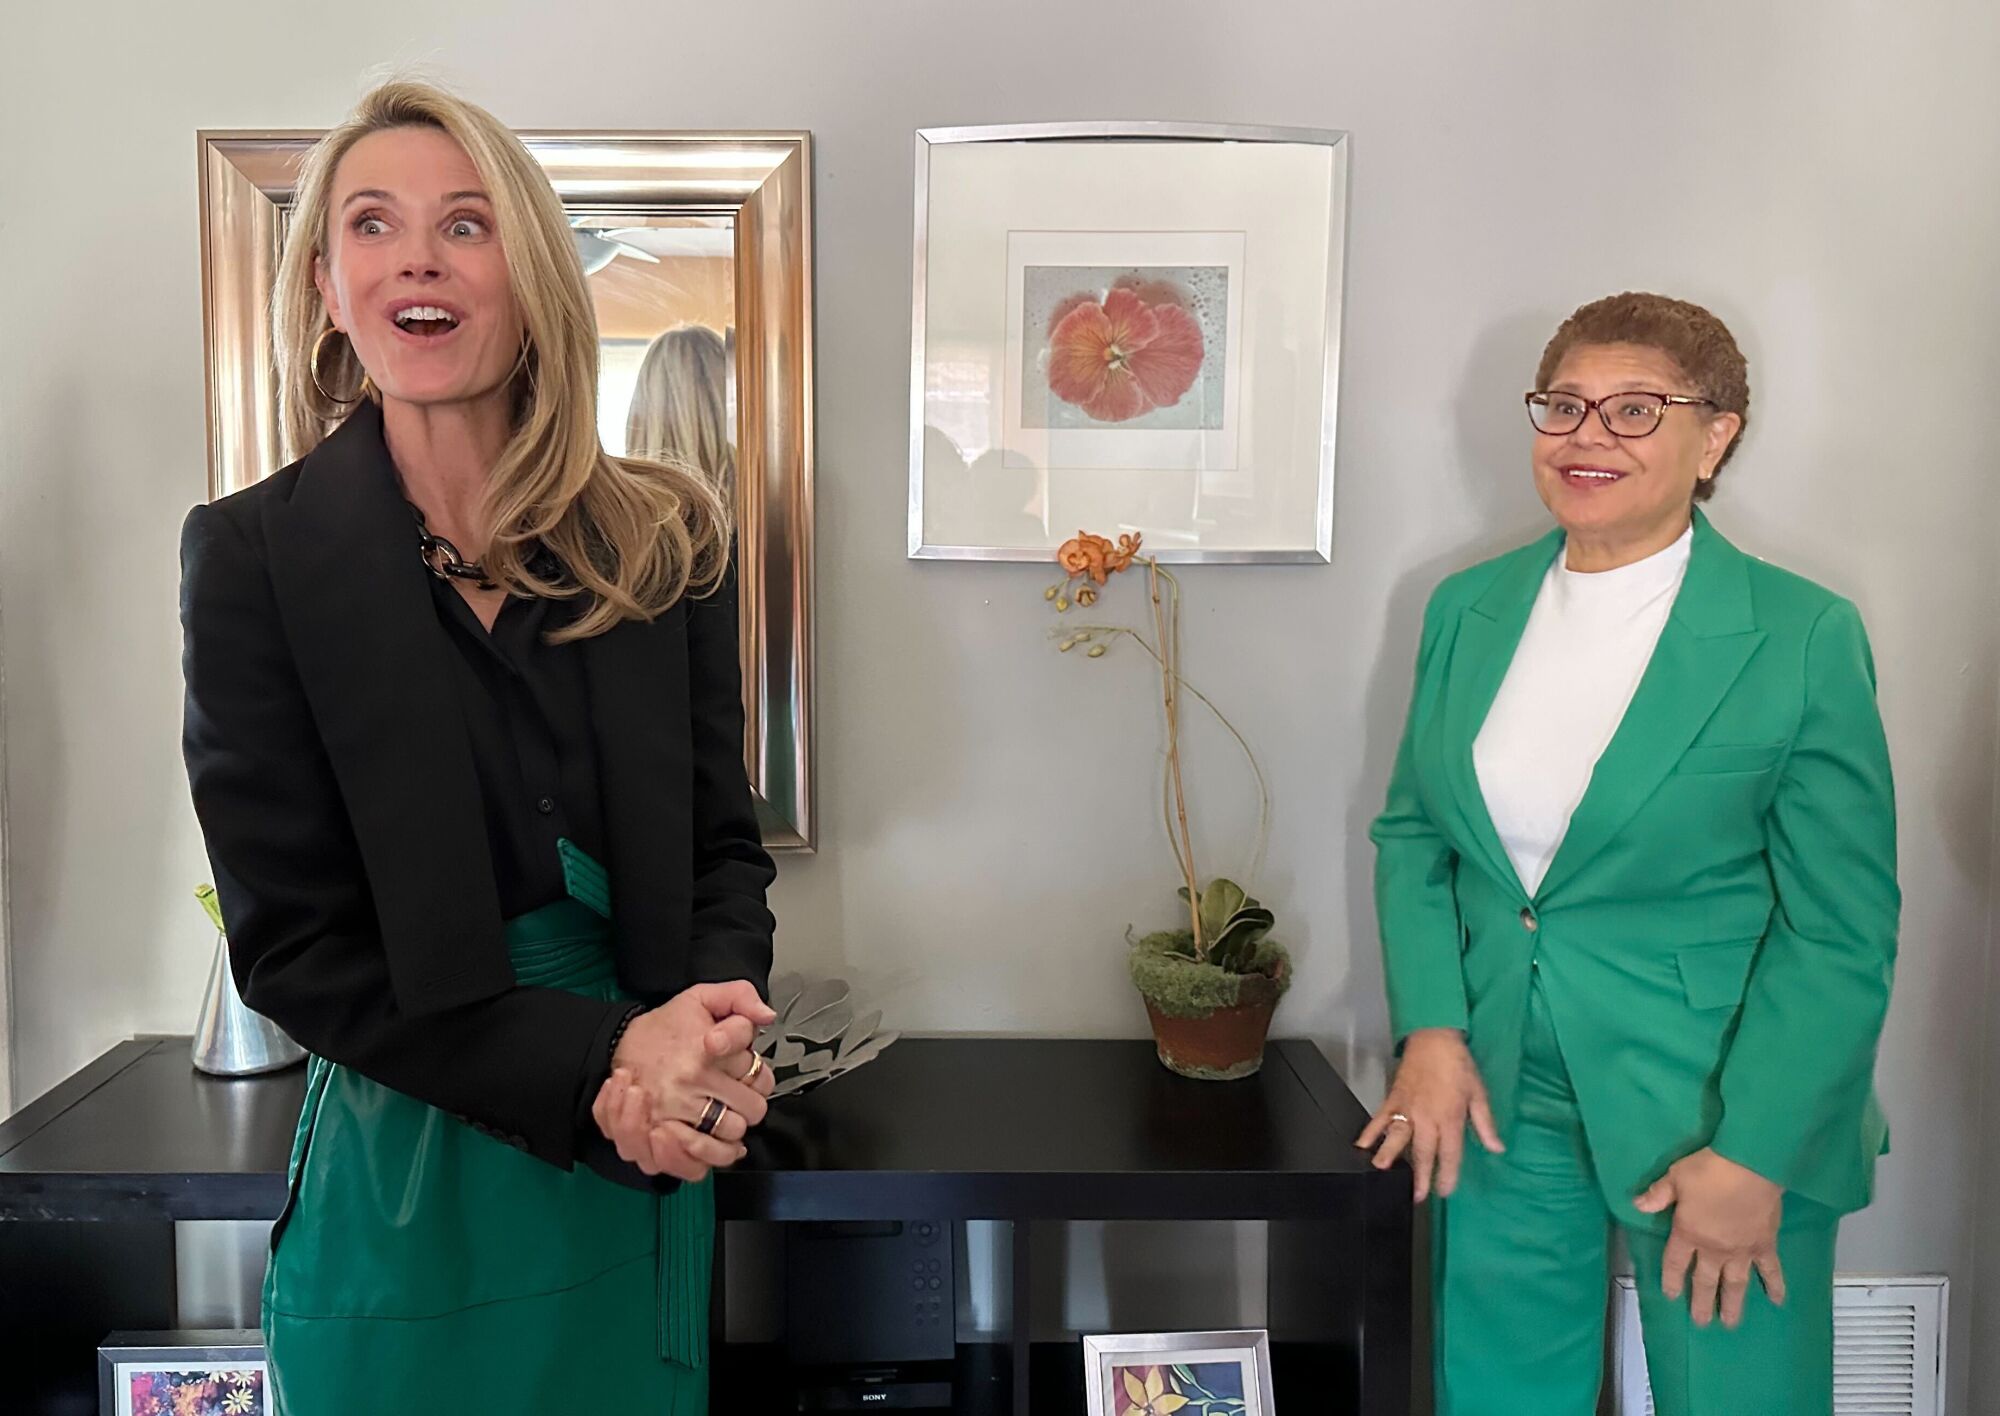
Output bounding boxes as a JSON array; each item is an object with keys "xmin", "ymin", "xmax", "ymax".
[
  {"xmin": 97, "ymin": 1331, "xmax": 268, "ymax": 1416},
  {"xmin": 1083, "ymin": 1329, "xmax": 1275, "ymax": 1416}
]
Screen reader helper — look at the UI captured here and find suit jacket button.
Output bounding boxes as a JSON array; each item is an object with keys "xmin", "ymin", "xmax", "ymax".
[{"xmin": 1520, "ymin": 907, "xmax": 1538, "ymax": 932}]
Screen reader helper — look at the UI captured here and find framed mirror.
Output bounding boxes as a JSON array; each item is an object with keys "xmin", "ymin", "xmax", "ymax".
[{"xmin": 197, "ymin": 130, "xmax": 816, "ymax": 849}]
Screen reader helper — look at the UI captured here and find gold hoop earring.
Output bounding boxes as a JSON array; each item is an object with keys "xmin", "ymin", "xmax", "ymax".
[{"xmin": 310, "ymin": 327, "xmax": 363, "ymax": 405}]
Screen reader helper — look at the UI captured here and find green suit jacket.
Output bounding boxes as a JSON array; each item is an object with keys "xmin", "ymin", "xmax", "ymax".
[{"xmin": 1372, "ymin": 512, "xmax": 1898, "ymax": 1225}]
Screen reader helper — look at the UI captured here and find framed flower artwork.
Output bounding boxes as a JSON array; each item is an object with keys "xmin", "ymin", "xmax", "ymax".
[
  {"xmin": 98, "ymin": 1332, "xmax": 268, "ymax": 1416},
  {"xmin": 1083, "ymin": 1329, "xmax": 1276, "ymax": 1416},
  {"xmin": 910, "ymin": 123, "xmax": 1349, "ymax": 563}
]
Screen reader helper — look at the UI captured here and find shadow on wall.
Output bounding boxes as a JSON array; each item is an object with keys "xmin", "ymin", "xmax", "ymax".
[{"xmin": 1334, "ymin": 308, "xmax": 1558, "ymax": 1101}]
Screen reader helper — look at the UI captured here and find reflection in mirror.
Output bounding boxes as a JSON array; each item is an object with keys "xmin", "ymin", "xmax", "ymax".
[
  {"xmin": 200, "ymin": 133, "xmax": 813, "ymax": 848},
  {"xmin": 575, "ymin": 214, "xmax": 738, "ymax": 515}
]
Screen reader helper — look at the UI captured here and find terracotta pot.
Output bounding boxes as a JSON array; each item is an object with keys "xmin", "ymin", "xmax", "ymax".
[{"xmin": 1142, "ymin": 985, "xmax": 1280, "ymax": 1081}]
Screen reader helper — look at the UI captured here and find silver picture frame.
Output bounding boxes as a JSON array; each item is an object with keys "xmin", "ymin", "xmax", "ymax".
[
  {"xmin": 1082, "ymin": 1328, "xmax": 1276, "ymax": 1416},
  {"xmin": 98, "ymin": 1330, "xmax": 267, "ymax": 1416},
  {"xmin": 909, "ymin": 121, "xmax": 1349, "ymax": 564},
  {"xmin": 197, "ymin": 129, "xmax": 817, "ymax": 849}
]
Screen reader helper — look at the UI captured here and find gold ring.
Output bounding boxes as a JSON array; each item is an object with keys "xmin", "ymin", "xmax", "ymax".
[
  {"xmin": 744, "ymin": 1052, "xmax": 765, "ymax": 1084},
  {"xmin": 695, "ymin": 1097, "xmax": 728, "ymax": 1136},
  {"xmin": 1387, "ymin": 1112, "xmax": 1413, "ymax": 1128}
]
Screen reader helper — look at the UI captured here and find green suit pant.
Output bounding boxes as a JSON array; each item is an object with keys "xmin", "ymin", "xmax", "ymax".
[{"xmin": 1434, "ymin": 975, "xmax": 1839, "ymax": 1416}]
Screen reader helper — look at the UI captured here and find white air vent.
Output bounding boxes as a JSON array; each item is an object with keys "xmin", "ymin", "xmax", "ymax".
[{"xmin": 1612, "ymin": 1274, "xmax": 1945, "ymax": 1416}]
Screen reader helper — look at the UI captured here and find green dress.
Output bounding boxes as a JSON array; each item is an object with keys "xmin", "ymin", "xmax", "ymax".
[{"xmin": 261, "ymin": 893, "xmax": 711, "ymax": 1414}]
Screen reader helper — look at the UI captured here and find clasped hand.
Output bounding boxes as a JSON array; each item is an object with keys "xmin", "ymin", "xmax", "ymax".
[{"xmin": 589, "ymin": 980, "xmax": 777, "ymax": 1184}]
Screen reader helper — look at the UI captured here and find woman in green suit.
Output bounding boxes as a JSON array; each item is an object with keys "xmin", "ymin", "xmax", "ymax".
[{"xmin": 1358, "ymin": 292, "xmax": 1898, "ymax": 1414}]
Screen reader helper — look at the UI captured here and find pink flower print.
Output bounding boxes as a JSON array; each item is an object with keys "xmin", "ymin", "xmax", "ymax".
[
  {"xmin": 1109, "ymin": 273, "xmax": 1193, "ymax": 313},
  {"xmin": 1046, "ymin": 286, "xmax": 1205, "ymax": 423},
  {"xmin": 1046, "ymin": 291, "xmax": 1098, "ymax": 337}
]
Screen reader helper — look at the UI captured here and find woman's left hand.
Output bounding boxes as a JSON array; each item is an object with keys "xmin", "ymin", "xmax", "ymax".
[
  {"xmin": 592, "ymin": 1068, "xmax": 742, "ymax": 1181},
  {"xmin": 1634, "ymin": 1147, "xmax": 1786, "ymax": 1329},
  {"xmin": 591, "ymin": 1000, "xmax": 778, "ymax": 1180}
]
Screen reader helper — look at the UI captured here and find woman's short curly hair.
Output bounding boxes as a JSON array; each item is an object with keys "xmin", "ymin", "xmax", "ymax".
[{"xmin": 1536, "ymin": 292, "xmax": 1750, "ymax": 501}]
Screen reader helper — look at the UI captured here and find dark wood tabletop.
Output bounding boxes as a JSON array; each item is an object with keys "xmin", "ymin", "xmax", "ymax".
[{"xmin": 0, "ymin": 1035, "xmax": 1389, "ymax": 1223}]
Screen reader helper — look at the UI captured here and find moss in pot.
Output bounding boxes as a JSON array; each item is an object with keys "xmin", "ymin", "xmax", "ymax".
[{"xmin": 1129, "ymin": 878, "xmax": 1291, "ymax": 1080}]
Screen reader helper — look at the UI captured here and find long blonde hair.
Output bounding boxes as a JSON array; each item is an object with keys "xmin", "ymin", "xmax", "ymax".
[
  {"xmin": 271, "ymin": 78, "xmax": 728, "ymax": 639},
  {"xmin": 627, "ymin": 324, "xmax": 736, "ymax": 508}
]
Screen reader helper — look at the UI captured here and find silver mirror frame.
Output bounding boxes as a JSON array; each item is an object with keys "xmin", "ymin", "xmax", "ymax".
[{"xmin": 197, "ymin": 130, "xmax": 816, "ymax": 850}]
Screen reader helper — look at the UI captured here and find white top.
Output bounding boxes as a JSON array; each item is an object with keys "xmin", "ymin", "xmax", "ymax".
[{"xmin": 1473, "ymin": 527, "xmax": 1694, "ymax": 895}]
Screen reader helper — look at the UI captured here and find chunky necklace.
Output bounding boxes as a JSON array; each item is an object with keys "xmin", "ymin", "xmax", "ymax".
[{"xmin": 409, "ymin": 503, "xmax": 496, "ymax": 590}]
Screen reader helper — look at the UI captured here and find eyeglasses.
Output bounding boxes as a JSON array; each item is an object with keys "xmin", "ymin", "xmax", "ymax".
[{"xmin": 1525, "ymin": 390, "xmax": 1717, "ymax": 439}]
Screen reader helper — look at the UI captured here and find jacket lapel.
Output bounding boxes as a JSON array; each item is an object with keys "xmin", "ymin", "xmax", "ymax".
[
  {"xmin": 1535, "ymin": 512, "xmax": 1765, "ymax": 900},
  {"xmin": 581, "ymin": 608, "xmax": 693, "ymax": 1000},
  {"xmin": 1436, "ymin": 529, "xmax": 1563, "ymax": 899},
  {"xmin": 260, "ymin": 400, "xmax": 514, "ymax": 1012}
]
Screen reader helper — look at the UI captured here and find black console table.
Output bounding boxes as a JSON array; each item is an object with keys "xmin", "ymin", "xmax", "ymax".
[{"xmin": 0, "ymin": 1036, "xmax": 1409, "ymax": 1414}]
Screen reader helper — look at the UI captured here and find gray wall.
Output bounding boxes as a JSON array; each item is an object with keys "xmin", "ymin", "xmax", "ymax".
[
  {"xmin": 1979, "ymin": 678, "xmax": 2000, "ymax": 1409},
  {"xmin": 4, "ymin": 1, "xmax": 1998, "ymax": 1407}
]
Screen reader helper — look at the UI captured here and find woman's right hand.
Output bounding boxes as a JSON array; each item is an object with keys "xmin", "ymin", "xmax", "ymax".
[{"xmin": 1356, "ymin": 1028, "xmax": 1505, "ymax": 1201}]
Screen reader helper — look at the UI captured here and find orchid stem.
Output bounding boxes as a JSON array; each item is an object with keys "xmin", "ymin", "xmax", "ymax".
[{"xmin": 1148, "ymin": 561, "xmax": 1203, "ymax": 958}]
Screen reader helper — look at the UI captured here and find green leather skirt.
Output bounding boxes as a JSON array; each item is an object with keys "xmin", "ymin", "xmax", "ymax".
[{"xmin": 261, "ymin": 896, "xmax": 710, "ymax": 1414}]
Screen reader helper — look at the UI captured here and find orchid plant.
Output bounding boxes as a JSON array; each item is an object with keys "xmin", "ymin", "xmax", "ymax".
[{"xmin": 1045, "ymin": 530, "xmax": 1271, "ymax": 968}]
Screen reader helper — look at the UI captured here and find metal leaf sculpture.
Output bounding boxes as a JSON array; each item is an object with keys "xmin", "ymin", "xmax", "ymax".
[{"xmin": 754, "ymin": 972, "xmax": 900, "ymax": 1098}]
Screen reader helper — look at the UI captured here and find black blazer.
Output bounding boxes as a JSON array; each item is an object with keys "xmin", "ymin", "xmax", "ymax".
[{"xmin": 179, "ymin": 400, "xmax": 776, "ymax": 1174}]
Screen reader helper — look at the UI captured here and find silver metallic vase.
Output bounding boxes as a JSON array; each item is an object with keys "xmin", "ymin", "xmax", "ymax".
[{"xmin": 191, "ymin": 931, "xmax": 305, "ymax": 1076}]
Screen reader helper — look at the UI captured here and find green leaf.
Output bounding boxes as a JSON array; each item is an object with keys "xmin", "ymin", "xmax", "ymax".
[
  {"xmin": 1211, "ymin": 907, "xmax": 1275, "ymax": 971},
  {"xmin": 1172, "ymin": 1365, "xmax": 1196, "ymax": 1385},
  {"xmin": 194, "ymin": 884, "xmax": 226, "ymax": 933},
  {"xmin": 1197, "ymin": 878, "xmax": 1247, "ymax": 942}
]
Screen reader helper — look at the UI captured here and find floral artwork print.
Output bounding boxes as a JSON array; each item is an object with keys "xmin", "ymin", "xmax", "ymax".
[
  {"xmin": 1113, "ymin": 1361, "xmax": 1248, "ymax": 1416},
  {"xmin": 123, "ymin": 1367, "xmax": 266, "ymax": 1416},
  {"xmin": 1048, "ymin": 285, "xmax": 1203, "ymax": 422},
  {"xmin": 1022, "ymin": 266, "xmax": 1229, "ymax": 431}
]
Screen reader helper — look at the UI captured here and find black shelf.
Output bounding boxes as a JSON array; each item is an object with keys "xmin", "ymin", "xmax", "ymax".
[
  {"xmin": 1, "ymin": 1035, "xmax": 1411, "ymax": 1414},
  {"xmin": 713, "ymin": 1339, "xmax": 1355, "ymax": 1414}
]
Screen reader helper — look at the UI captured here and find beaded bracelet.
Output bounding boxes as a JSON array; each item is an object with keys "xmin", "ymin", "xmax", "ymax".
[{"xmin": 604, "ymin": 1003, "xmax": 647, "ymax": 1074}]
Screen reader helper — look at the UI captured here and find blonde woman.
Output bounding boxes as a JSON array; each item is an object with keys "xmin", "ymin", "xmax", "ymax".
[
  {"xmin": 179, "ymin": 80, "xmax": 777, "ymax": 1411},
  {"xmin": 627, "ymin": 322, "xmax": 736, "ymax": 505}
]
